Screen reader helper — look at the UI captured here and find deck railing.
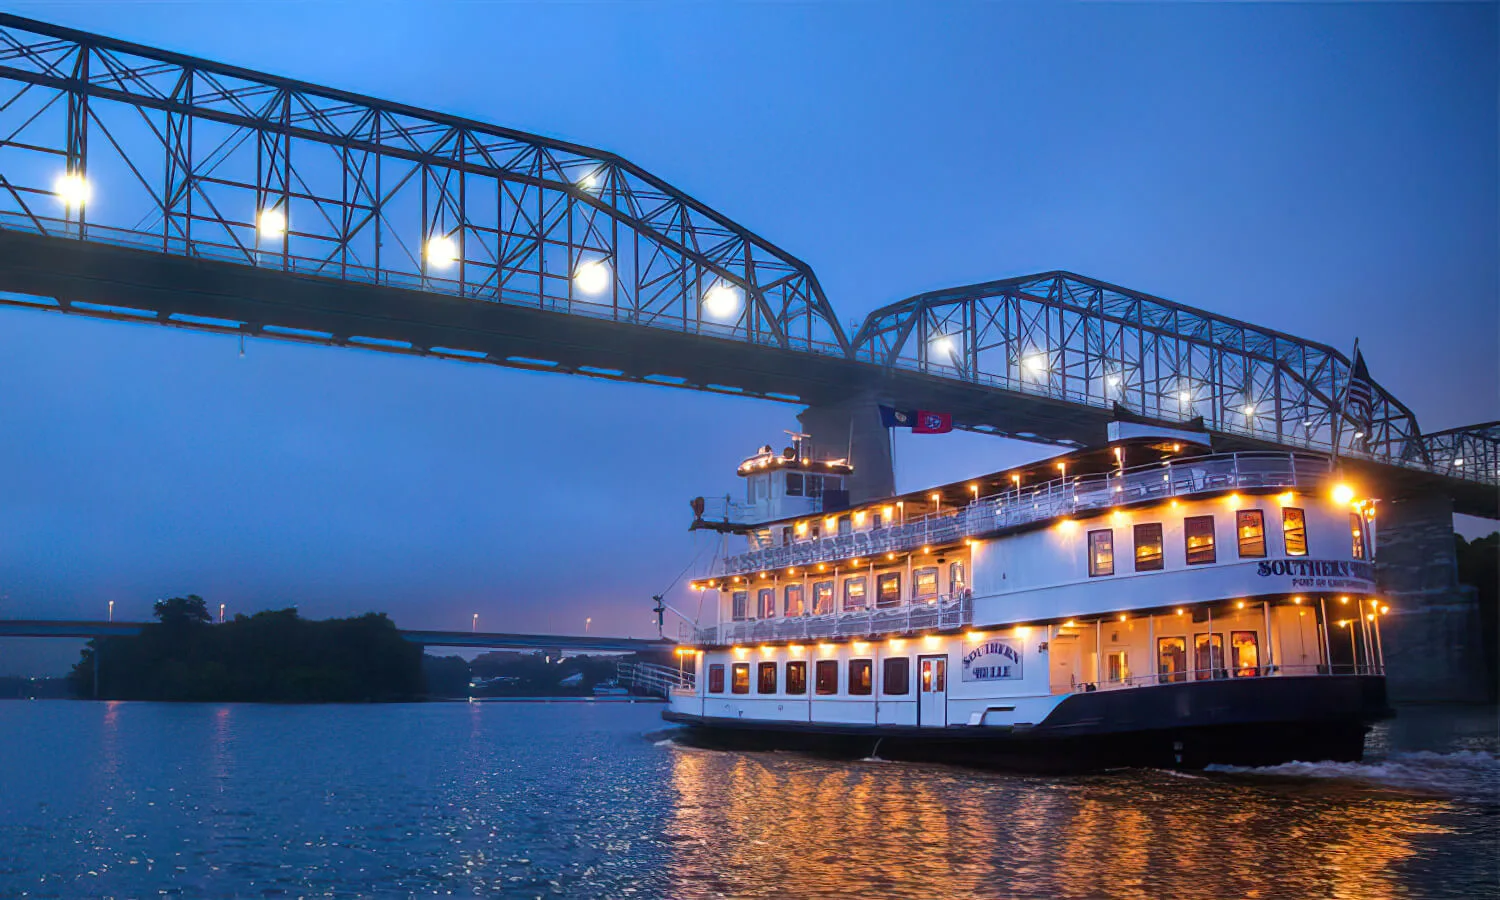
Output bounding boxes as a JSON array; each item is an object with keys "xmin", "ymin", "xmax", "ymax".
[
  {"xmin": 1049, "ymin": 661, "xmax": 1384, "ymax": 695},
  {"xmin": 721, "ymin": 451, "xmax": 1329, "ymax": 577},
  {"xmin": 689, "ymin": 592, "xmax": 972, "ymax": 646},
  {"xmin": 617, "ymin": 661, "xmax": 693, "ymax": 697}
]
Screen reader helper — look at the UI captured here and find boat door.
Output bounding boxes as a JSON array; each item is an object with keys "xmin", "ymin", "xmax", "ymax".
[{"xmin": 918, "ymin": 655, "xmax": 947, "ymax": 727}]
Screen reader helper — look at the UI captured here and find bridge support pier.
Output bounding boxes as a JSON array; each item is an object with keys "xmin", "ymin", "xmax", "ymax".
[
  {"xmin": 1376, "ymin": 493, "xmax": 1489, "ymax": 703},
  {"xmin": 799, "ymin": 395, "xmax": 896, "ymax": 505}
]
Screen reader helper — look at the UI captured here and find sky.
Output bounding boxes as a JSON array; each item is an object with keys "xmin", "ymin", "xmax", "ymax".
[{"xmin": 0, "ymin": 1, "xmax": 1495, "ymax": 674}]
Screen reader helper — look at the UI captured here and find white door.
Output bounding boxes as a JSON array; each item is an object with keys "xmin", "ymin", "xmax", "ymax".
[{"xmin": 918, "ymin": 655, "xmax": 947, "ymax": 727}]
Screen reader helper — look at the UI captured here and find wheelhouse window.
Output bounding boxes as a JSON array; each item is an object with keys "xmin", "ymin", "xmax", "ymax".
[
  {"xmin": 848, "ymin": 659, "xmax": 873, "ymax": 695},
  {"xmin": 785, "ymin": 472, "xmax": 804, "ymax": 496},
  {"xmin": 949, "ymin": 562, "xmax": 966, "ymax": 593},
  {"xmin": 757, "ymin": 588, "xmax": 775, "ymax": 619},
  {"xmin": 757, "ymin": 661, "xmax": 778, "ymax": 694},
  {"xmin": 876, "ymin": 572, "xmax": 902, "ymax": 608},
  {"xmin": 731, "ymin": 591, "xmax": 748, "ymax": 621},
  {"xmin": 1088, "ymin": 529, "xmax": 1115, "ymax": 576},
  {"xmin": 708, "ymin": 664, "xmax": 725, "ymax": 693},
  {"xmin": 1236, "ymin": 510, "xmax": 1266, "ymax": 558},
  {"xmin": 812, "ymin": 581, "xmax": 834, "ymax": 615},
  {"xmin": 731, "ymin": 663, "xmax": 750, "ymax": 694},
  {"xmin": 913, "ymin": 567, "xmax": 939, "ymax": 601},
  {"xmin": 843, "ymin": 576, "xmax": 868, "ymax": 611},
  {"xmin": 784, "ymin": 584, "xmax": 805, "ymax": 616},
  {"xmin": 1230, "ymin": 631, "xmax": 1260, "ymax": 678},
  {"xmin": 815, "ymin": 659, "xmax": 838, "ymax": 695},
  {"xmin": 1283, "ymin": 508, "xmax": 1308, "ymax": 556},
  {"xmin": 786, "ymin": 661, "xmax": 807, "ymax": 694},
  {"xmin": 1134, "ymin": 523, "xmax": 1164, "ymax": 571},
  {"xmin": 883, "ymin": 657, "xmax": 910, "ymax": 695},
  {"xmin": 1184, "ymin": 515, "xmax": 1216, "ymax": 565},
  {"xmin": 1350, "ymin": 514, "xmax": 1366, "ymax": 560}
]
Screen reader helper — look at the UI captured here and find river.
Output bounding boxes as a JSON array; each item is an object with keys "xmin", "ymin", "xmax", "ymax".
[{"xmin": 0, "ymin": 700, "xmax": 1494, "ymax": 898}]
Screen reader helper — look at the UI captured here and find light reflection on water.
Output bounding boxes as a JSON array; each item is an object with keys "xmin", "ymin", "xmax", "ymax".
[{"xmin": 0, "ymin": 700, "xmax": 1493, "ymax": 898}]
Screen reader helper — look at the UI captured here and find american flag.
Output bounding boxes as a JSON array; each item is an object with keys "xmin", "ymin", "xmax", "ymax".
[{"xmin": 1343, "ymin": 348, "xmax": 1374, "ymax": 445}]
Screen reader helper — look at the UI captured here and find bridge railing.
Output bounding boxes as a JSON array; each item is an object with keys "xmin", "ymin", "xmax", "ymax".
[{"xmin": 718, "ymin": 451, "xmax": 1328, "ymax": 577}]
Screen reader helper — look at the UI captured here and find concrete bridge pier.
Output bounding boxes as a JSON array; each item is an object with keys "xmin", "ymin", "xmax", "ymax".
[
  {"xmin": 798, "ymin": 395, "xmax": 896, "ymax": 505},
  {"xmin": 1376, "ymin": 492, "xmax": 1489, "ymax": 703}
]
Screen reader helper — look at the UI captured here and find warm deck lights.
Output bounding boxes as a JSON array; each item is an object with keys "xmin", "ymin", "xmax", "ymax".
[
  {"xmin": 574, "ymin": 259, "xmax": 610, "ymax": 295},
  {"xmin": 1332, "ymin": 483, "xmax": 1356, "ymax": 505}
]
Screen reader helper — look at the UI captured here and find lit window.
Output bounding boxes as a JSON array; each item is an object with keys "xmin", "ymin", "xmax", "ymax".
[
  {"xmin": 757, "ymin": 588, "xmax": 775, "ymax": 619},
  {"xmin": 1283, "ymin": 508, "xmax": 1308, "ymax": 557},
  {"xmin": 1195, "ymin": 634, "xmax": 1224, "ymax": 680},
  {"xmin": 883, "ymin": 657, "xmax": 910, "ymax": 695},
  {"xmin": 708, "ymin": 664, "xmax": 725, "ymax": 693},
  {"xmin": 1134, "ymin": 523, "xmax": 1164, "ymax": 571},
  {"xmin": 812, "ymin": 581, "xmax": 834, "ymax": 616},
  {"xmin": 849, "ymin": 659, "xmax": 873, "ymax": 695},
  {"xmin": 949, "ymin": 562, "xmax": 966, "ymax": 592},
  {"xmin": 843, "ymin": 576, "xmax": 867, "ymax": 611},
  {"xmin": 786, "ymin": 661, "xmax": 807, "ymax": 695},
  {"xmin": 784, "ymin": 584, "xmax": 805, "ymax": 616},
  {"xmin": 876, "ymin": 572, "xmax": 902, "ymax": 608},
  {"xmin": 1106, "ymin": 651, "xmax": 1129, "ymax": 684},
  {"xmin": 1088, "ymin": 529, "xmax": 1115, "ymax": 576},
  {"xmin": 1231, "ymin": 631, "xmax": 1260, "ymax": 677},
  {"xmin": 815, "ymin": 659, "xmax": 839, "ymax": 695},
  {"xmin": 1236, "ymin": 510, "xmax": 1266, "ymax": 558},
  {"xmin": 913, "ymin": 566, "xmax": 939, "ymax": 600},
  {"xmin": 757, "ymin": 661, "xmax": 778, "ymax": 694},
  {"xmin": 1350, "ymin": 514, "xmax": 1366, "ymax": 560},
  {"xmin": 1184, "ymin": 516, "xmax": 1216, "ymax": 565},
  {"xmin": 731, "ymin": 591, "xmax": 748, "ymax": 621},
  {"xmin": 1157, "ymin": 637, "xmax": 1187, "ymax": 684},
  {"xmin": 731, "ymin": 663, "xmax": 750, "ymax": 694}
]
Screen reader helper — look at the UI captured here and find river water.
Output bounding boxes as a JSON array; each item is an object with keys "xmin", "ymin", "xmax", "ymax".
[{"xmin": 0, "ymin": 700, "xmax": 1494, "ymax": 899}]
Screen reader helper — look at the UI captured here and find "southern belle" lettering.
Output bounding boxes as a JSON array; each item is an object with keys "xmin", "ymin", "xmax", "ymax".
[{"xmin": 961, "ymin": 638, "xmax": 1024, "ymax": 682}]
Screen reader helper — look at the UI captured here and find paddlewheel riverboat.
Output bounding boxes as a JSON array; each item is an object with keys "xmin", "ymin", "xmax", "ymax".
[{"xmin": 662, "ymin": 424, "xmax": 1392, "ymax": 770}]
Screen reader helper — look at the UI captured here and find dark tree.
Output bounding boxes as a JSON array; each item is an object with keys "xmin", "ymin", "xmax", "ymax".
[{"xmin": 153, "ymin": 594, "xmax": 212, "ymax": 628}]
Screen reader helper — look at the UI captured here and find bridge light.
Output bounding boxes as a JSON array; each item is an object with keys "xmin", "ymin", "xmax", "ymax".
[
  {"xmin": 573, "ymin": 259, "xmax": 610, "ymax": 295},
  {"xmin": 1243, "ymin": 403, "xmax": 1255, "ymax": 417},
  {"xmin": 578, "ymin": 170, "xmax": 602, "ymax": 192},
  {"xmin": 1178, "ymin": 391, "xmax": 1192, "ymax": 404},
  {"xmin": 1454, "ymin": 458, "xmax": 1465, "ymax": 468},
  {"xmin": 1022, "ymin": 353, "xmax": 1048, "ymax": 376},
  {"xmin": 55, "ymin": 171, "xmax": 90, "ymax": 208},
  {"xmin": 702, "ymin": 282, "xmax": 741, "ymax": 319},
  {"xmin": 257, "ymin": 207, "xmax": 286, "ymax": 238},
  {"xmin": 931, "ymin": 334, "xmax": 957, "ymax": 357},
  {"xmin": 1107, "ymin": 374, "xmax": 1121, "ymax": 387},
  {"xmin": 426, "ymin": 234, "xmax": 458, "ymax": 268},
  {"xmin": 1353, "ymin": 431, "xmax": 1365, "ymax": 439},
  {"xmin": 1332, "ymin": 483, "xmax": 1356, "ymax": 505}
]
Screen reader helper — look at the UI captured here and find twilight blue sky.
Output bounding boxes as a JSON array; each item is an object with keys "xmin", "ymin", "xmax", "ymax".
[{"xmin": 1, "ymin": 1, "xmax": 1495, "ymax": 674}]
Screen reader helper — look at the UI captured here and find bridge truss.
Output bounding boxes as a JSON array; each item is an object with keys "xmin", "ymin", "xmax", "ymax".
[{"xmin": 0, "ymin": 14, "xmax": 848, "ymax": 356}]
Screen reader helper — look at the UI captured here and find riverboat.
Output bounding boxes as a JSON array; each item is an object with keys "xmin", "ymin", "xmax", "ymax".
[{"xmin": 662, "ymin": 424, "xmax": 1392, "ymax": 770}]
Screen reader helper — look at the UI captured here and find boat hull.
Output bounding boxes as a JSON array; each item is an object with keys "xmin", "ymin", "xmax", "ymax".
[{"xmin": 662, "ymin": 675, "xmax": 1391, "ymax": 771}]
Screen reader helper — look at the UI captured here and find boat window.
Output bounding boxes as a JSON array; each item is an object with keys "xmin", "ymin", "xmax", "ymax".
[
  {"xmin": 913, "ymin": 566, "xmax": 939, "ymax": 600},
  {"xmin": 731, "ymin": 591, "xmax": 748, "ymax": 621},
  {"xmin": 876, "ymin": 572, "xmax": 902, "ymax": 608},
  {"xmin": 805, "ymin": 475, "xmax": 822, "ymax": 497},
  {"xmin": 757, "ymin": 588, "xmax": 775, "ymax": 619},
  {"xmin": 1350, "ymin": 514, "xmax": 1366, "ymax": 560},
  {"xmin": 708, "ymin": 664, "xmax": 725, "ymax": 693},
  {"xmin": 883, "ymin": 657, "xmax": 910, "ymax": 695},
  {"xmin": 747, "ymin": 475, "xmax": 764, "ymax": 504},
  {"xmin": 824, "ymin": 476, "xmax": 842, "ymax": 491},
  {"xmin": 1184, "ymin": 515, "xmax": 1216, "ymax": 565},
  {"xmin": 872, "ymin": 511, "xmax": 885, "ymax": 530},
  {"xmin": 1088, "ymin": 529, "xmax": 1115, "ymax": 576},
  {"xmin": 1157, "ymin": 637, "xmax": 1187, "ymax": 684},
  {"xmin": 1231, "ymin": 631, "xmax": 1260, "ymax": 678},
  {"xmin": 1283, "ymin": 507, "xmax": 1308, "ymax": 557},
  {"xmin": 758, "ymin": 661, "xmax": 778, "ymax": 694},
  {"xmin": 838, "ymin": 515, "xmax": 852, "ymax": 536},
  {"xmin": 731, "ymin": 663, "xmax": 750, "ymax": 694},
  {"xmin": 1106, "ymin": 651, "xmax": 1129, "ymax": 684},
  {"xmin": 1194, "ymin": 633, "xmax": 1224, "ymax": 680},
  {"xmin": 780, "ymin": 526, "xmax": 793, "ymax": 546},
  {"xmin": 843, "ymin": 576, "xmax": 868, "ymax": 611},
  {"xmin": 1134, "ymin": 523, "xmax": 1164, "ymax": 571},
  {"xmin": 785, "ymin": 472, "xmax": 804, "ymax": 497},
  {"xmin": 812, "ymin": 581, "xmax": 834, "ymax": 615},
  {"xmin": 815, "ymin": 659, "xmax": 839, "ymax": 695},
  {"xmin": 1236, "ymin": 510, "xmax": 1266, "ymax": 558},
  {"xmin": 949, "ymin": 562, "xmax": 966, "ymax": 593},
  {"xmin": 786, "ymin": 661, "xmax": 808, "ymax": 695},
  {"xmin": 849, "ymin": 659, "xmax": 873, "ymax": 695},
  {"xmin": 784, "ymin": 584, "xmax": 805, "ymax": 616}
]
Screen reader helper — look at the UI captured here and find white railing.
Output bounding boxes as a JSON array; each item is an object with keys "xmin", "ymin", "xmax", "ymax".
[
  {"xmin": 1049, "ymin": 661, "xmax": 1384, "ymax": 695},
  {"xmin": 691, "ymin": 592, "xmax": 972, "ymax": 646},
  {"xmin": 721, "ymin": 451, "xmax": 1329, "ymax": 576},
  {"xmin": 617, "ymin": 661, "xmax": 693, "ymax": 697}
]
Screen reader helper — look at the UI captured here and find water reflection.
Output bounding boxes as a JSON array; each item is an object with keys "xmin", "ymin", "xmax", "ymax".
[{"xmin": 665, "ymin": 743, "xmax": 1472, "ymax": 899}]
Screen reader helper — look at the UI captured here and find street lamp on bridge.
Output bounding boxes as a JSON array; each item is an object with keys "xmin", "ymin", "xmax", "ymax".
[
  {"xmin": 472, "ymin": 613, "xmax": 479, "ymax": 633},
  {"xmin": 107, "ymin": 600, "xmax": 113, "ymax": 623}
]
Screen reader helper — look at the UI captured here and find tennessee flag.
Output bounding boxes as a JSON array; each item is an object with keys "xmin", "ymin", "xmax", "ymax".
[{"xmin": 913, "ymin": 410, "xmax": 953, "ymax": 434}]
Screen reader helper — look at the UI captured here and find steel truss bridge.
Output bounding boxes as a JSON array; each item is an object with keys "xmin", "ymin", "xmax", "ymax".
[{"xmin": 0, "ymin": 14, "xmax": 1492, "ymax": 516}]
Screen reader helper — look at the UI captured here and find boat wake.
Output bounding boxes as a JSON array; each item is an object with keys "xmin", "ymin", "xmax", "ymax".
[{"xmin": 1205, "ymin": 750, "xmax": 1500, "ymax": 802}]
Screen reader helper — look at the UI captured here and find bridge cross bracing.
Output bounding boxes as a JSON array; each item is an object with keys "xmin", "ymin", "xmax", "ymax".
[{"xmin": 0, "ymin": 13, "xmax": 1492, "ymax": 513}]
